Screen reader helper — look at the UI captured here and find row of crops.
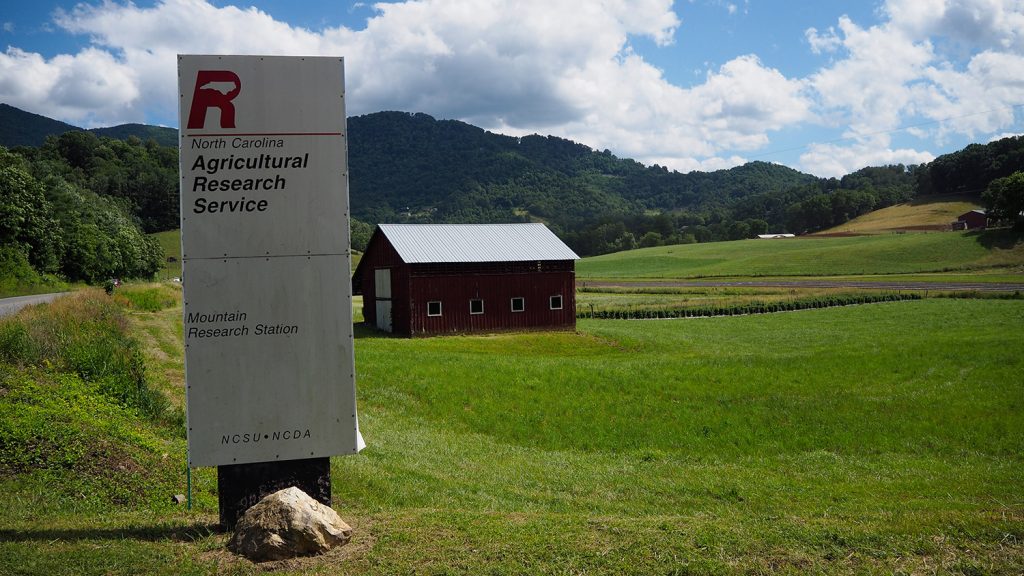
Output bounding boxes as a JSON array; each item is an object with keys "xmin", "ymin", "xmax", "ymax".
[{"xmin": 577, "ymin": 292, "xmax": 924, "ymax": 319}]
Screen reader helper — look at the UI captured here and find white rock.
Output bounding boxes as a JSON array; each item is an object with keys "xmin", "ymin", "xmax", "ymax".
[{"xmin": 229, "ymin": 486, "xmax": 352, "ymax": 561}]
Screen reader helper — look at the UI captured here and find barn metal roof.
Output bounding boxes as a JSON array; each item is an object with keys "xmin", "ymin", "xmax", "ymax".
[{"xmin": 378, "ymin": 223, "xmax": 579, "ymax": 263}]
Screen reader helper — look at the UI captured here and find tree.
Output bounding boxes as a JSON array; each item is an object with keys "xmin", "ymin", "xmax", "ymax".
[
  {"xmin": 727, "ymin": 220, "xmax": 751, "ymax": 240},
  {"xmin": 982, "ymin": 171, "xmax": 1024, "ymax": 229},
  {"xmin": 639, "ymin": 231, "xmax": 664, "ymax": 248},
  {"xmin": 350, "ymin": 218, "xmax": 374, "ymax": 252},
  {"xmin": 747, "ymin": 218, "xmax": 769, "ymax": 236},
  {"xmin": 0, "ymin": 164, "xmax": 61, "ymax": 273}
]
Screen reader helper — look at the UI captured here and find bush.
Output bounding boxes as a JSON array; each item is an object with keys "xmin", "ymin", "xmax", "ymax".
[{"xmin": 0, "ymin": 245, "xmax": 65, "ymax": 297}]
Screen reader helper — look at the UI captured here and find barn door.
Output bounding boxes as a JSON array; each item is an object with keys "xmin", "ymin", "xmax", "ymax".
[
  {"xmin": 373, "ymin": 268, "xmax": 393, "ymax": 332},
  {"xmin": 375, "ymin": 300, "xmax": 392, "ymax": 333}
]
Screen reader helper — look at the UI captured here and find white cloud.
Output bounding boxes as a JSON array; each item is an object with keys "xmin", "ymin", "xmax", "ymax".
[
  {"xmin": 549, "ymin": 52, "xmax": 812, "ymax": 171},
  {"xmin": 692, "ymin": 55, "xmax": 812, "ymax": 139},
  {"xmin": 797, "ymin": 0, "xmax": 1024, "ymax": 175},
  {"xmin": 989, "ymin": 131, "xmax": 1024, "ymax": 142},
  {"xmin": 0, "ymin": 0, "xmax": 1019, "ymax": 178},
  {"xmin": 29, "ymin": 0, "xmax": 688, "ymax": 133},
  {"xmin": 808, "ymin": 16, "xmax": 934, "ymax": 134},
  {"xmin": 916, "ymin": 50, "xmax": 1024, "ymax": 137},
  {"xmin": 0, "ymin": 0, "xmax": 816, "ymax": 173},
  {"xmin": 800, "ymin": 135, "xmax": 936, "ymax": 177},
  {"xmin": 805, "ymin": 26, "xmax": 841, "ymax": 54},
  {"xmin": 53, "ymin": 0, "xmax": 335, "ymax": 125},
  {"xmin": 885, "ymin": 0, "xmax": 1024, "ymax": 51},
  {"xmin": 0, "ymin": 47, "xmax": 139, "ymax": 126}
]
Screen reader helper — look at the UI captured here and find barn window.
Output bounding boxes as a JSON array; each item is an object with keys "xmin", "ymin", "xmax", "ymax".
[
  {"xmin": 470, "ymin": 299, "xmax": 484, "ymax": 315},
  {"xmin": 511, "ymin": 297, "xmax": 525, "ymax": 312},
  {"xmin": 427, "ymin": 301, "xmax": 442, "ymax": 317},
  {"xmin": 549, "ymin": 295, "xmax": 563, "ymax": 310}
]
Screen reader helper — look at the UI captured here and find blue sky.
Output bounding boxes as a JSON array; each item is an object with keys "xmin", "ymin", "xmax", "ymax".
[{"xmin": 1, "ymin": 0, "xmax": 1022, "ymax": 177}]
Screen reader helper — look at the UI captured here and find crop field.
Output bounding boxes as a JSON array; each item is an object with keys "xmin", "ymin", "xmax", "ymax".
[
  {"xmin": 0, "ymin": 285, "xmax": 1021, "ymax": 574},
  {"xmin": 574, "ymin": 285, "xmax": 922, "ymax": 317},
  {"xmin": 579, "ymin": 230, "xmax": 1024, "ymax": 279}
]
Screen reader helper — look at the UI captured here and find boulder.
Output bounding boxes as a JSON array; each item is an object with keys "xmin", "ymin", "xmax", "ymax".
[{"xmin": 229, "ymin": 486, "xmax": 352, "ymax": 562}]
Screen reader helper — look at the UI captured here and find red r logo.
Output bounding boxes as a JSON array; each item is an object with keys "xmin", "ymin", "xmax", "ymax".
[{"xmin": 187, "ymin": 70, "xmax": 242, "ymax": 129}]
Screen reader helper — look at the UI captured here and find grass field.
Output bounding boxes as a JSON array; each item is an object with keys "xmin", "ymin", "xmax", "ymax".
[
  {"xmin": 579, "ymin": 229, "xmax": 1024, "ymax": 279},
  {"xmin": 152, "ymin": 229, "xmax": 182, "ymax": 280},
  {"xmin": 821, "ymin": 195, "xmax": 982, "ymax": 234},
  {"xmin": 0, "ymin": 288, "xmax": 1021, "ymax": 574},
  {"xmin": 154, "ymin": 226, "xmax": 1023, "ymax": 284}
]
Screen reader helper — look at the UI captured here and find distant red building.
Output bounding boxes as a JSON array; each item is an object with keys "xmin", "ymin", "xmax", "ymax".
[
  {"xmin": 352, "ymin": 224, "xmax": 579, "ymax": 337},
  {"xmin": 956, "ymin": 209, "xmax": 988, "ymax": 230}
]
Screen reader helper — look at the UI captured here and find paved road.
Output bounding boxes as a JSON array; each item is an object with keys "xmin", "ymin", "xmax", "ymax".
[
  {"xmin": 0, "ymin": 293, "xmax": 68, "ymax": 318},
  {"xmin": 581, "ymin": 280, "xmax": 1024, "ymax": 292}
]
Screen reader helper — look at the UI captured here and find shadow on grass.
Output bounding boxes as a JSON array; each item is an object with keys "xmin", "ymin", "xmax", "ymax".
[
  {"xmin": 0, "ymin": 522, "xmax": 222, "ymax": 543},
  {"xmin": 968, "ymin": 228, "xmax": 1023, "ymax": 250},
  {"xmin": 353, "ymin": 322, "xmax": 399, "ymax": 340}
]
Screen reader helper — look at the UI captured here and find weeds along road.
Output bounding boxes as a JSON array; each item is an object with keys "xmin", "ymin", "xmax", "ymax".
[
  {"xmin": 0, "ymin": 293, "xmax": 68, "ymax": 318},
  {"xmin": 581, "ymin": 280, "xmax": 1024, "ymax": 292}
]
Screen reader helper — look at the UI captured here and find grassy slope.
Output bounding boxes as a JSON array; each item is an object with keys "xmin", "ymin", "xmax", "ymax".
[
  {"xmin": 822, "ymin": 194, "xmax": 982, "ymax": 234},
  {"xmin": 2, "ymin": 293, "xmax": 1022, "ymax": 574},
  {"xmin": 152, "ymin": 230, "xmax": 182, "ymax": 280},
  {"xmin": 579, "ymin": 230, "xmax": 1024, "ymax": 279}
]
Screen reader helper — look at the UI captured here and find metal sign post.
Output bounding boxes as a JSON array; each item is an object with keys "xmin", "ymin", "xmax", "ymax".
[{"xmin": 178, "ymin": 55, "xmax": 362, "ymax": 528}]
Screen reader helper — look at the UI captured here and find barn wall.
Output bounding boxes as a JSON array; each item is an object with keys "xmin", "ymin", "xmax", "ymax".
[
  {"xmin": 356, "ymin": 233, "xmax": 411, "ymax": 334},
  {"xmin": 407, "ymin": 262, "xmax": 576, "ymax": 336},
  {"xmin": 959, "ymin": 211, "xmax": 988, "ymax": 229}
]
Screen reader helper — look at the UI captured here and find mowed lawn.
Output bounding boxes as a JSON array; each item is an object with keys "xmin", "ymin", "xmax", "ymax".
[
  {"xmin": 578, "ymin": 230, "xmax": 1024, "ymax": 279},
  {"xmin": 1, "ymin": 297, "xmax": 1021, "ymax": 574},
  {"xmin": 333, "ymin": 299, "xmax": 1024, "ymax": 573}
]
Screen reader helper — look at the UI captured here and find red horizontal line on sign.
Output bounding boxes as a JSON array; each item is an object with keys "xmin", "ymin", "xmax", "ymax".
[{"xmin": 185, "ymin": 132, "xmax": 344, "ymax": 137}]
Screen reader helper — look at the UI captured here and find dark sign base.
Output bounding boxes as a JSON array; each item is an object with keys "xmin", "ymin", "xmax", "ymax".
[{"xmin": 217, "ymin": 457, "xmax": 331, "ymax": 530}]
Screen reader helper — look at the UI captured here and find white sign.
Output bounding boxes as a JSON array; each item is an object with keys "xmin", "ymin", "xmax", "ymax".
[{"xmin": 178, "ymin": 55, "xmax": 362, "ymax": 467}]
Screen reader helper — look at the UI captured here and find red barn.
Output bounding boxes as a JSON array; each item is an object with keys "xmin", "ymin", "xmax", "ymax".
[
  {"xmin": 352, "ymin": 223, "xmax": 580, "ymax": 337},
  {"xmin": 956, "ymin": 209, "xmax": 988, "ymax": 230}
]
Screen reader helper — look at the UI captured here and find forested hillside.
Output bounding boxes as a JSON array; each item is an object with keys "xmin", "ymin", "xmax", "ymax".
[
  {"xmin": 346, "ymin": 112, "xmax": 1022, "ymax": 252},
  {"xmin": 0, "ymin": 103, "xmax": 177, "ymax": 148},
  {"xmin": 0, "ymin": 135, "xmax": 166, "ymax": 285},
  {"xmin": 347, "ymin": 111, "xmax": 818, "ymax": 252},
  {"xmin": 1, "ymin": 104, "xmax": 1022, "ymax": 282}
]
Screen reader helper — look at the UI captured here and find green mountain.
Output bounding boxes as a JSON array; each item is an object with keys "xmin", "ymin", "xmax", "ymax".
[
  {"xmin": 0, "ymin": 103, "xmax": 177, "ymax": 147},
  {"xmin": 91, "ymin": 123, "xmax": 177, "ymax": 147},
  {"xmin": 0, "ymin": 104, "xmax": 813, "ymax": 230},
  {"xmin": 4, "ymin": 104, "xmax": 1019, "ymax": 256},
  {"xmin": 347, "ymin": 111, "xmax": 817, "ymax": 231},
  {"xmin": 0, "ymin": 104, "xmax": 80, "ymax": 147}
]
